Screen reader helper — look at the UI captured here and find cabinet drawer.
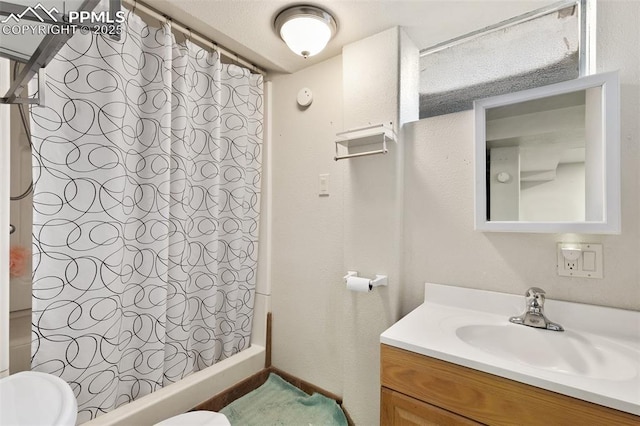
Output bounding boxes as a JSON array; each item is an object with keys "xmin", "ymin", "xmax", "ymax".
[
  {"xmin": 381, "ymin": 344, "xmax": 640, "ymax": 425},
  {"xmin": 381, "ymin": 387, "xmax": 482, "ymax": 426}
]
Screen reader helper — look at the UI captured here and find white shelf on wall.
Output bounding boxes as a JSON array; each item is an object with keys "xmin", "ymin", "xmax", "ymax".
[{"xmin": 334, "ymin": 123, "xmax": 396, "ymax": 161}]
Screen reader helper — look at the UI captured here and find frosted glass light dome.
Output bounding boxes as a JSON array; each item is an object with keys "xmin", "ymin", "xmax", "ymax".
[{"xmin": 274, "ymin": 6, "xmax": 337, "ymax": 58}]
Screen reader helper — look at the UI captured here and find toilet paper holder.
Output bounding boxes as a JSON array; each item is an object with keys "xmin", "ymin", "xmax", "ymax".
[{"xmin": 343, "ymin": 271, "xmax": 388, "ymax": 290}]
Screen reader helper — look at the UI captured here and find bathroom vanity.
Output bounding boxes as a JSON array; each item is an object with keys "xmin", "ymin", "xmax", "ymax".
[
  {"xmin": 380, "ymin": 284, "xmax": 640, "ymax": 425},
  {"xmin": 380, "ymin": 345, "xmax": 638, "ymax": 425}
]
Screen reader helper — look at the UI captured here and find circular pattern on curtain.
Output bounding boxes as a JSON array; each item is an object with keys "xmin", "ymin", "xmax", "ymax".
[{"xmin": 30, "ymin": 10, "xmax": 263, "ymax": 422}]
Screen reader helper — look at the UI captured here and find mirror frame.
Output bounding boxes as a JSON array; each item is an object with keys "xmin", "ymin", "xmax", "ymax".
[{"xmin": 474, "ymin": 71, "xmax": 620, "ymax": 234}]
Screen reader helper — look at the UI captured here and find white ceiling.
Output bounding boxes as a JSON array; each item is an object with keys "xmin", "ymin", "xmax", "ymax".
[{"xmin": 149, "ymin": 0, "xmax": 558, "ymax": 75}]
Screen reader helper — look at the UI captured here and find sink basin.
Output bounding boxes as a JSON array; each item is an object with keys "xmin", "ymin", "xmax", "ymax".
[
  {"xmin": 455, "ymin": 323, "xmax": 638, "ymax": 381},
  {"xmin": 381, "ymin": 283, "xmax": 640, "ymax": 416}
]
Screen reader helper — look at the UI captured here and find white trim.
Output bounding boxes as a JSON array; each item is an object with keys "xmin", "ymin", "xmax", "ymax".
[
  {"xmin": 582, "ymin": 0, "xmax": 597, "ymax": 75},
  {"xmin": 421, "ymin": 0, "xmax": 588, "ymax": 62},
  {"xmin": 0, "ymin": 58, "xmax": 10, "ymax": 377},
  {"xmin": 474, "ymin": 71, "xmax": 620, "ymax": 234}
]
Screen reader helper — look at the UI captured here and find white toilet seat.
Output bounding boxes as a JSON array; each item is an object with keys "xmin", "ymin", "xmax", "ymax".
[
  {"xmin": 0, "ymin": 371, "xmax": 78, "ymax": 426},
  {"xmin": 155, "ymin": 410, "xmax": 231, "ymax": 426}
]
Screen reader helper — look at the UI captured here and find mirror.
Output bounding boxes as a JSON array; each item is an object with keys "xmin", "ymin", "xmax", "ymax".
[{"xmin": 474, "ymin": 71, "xmax": 620, "ymax": 233}]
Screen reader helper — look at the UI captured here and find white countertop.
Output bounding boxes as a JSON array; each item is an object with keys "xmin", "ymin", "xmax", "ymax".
[{"xmin": 380, "ymin": 283, "xmax": 640, "ymax": 416}]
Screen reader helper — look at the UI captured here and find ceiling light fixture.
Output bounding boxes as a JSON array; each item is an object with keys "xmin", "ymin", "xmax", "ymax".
[{"xmin": 274, "ymin": 5, "xmax": 337, "ymax": 59}]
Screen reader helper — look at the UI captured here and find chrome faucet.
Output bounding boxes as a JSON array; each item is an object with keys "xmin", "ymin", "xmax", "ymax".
[{"xmin": 509, "ymin": 287, "xmax": 564, "ymax": 331}]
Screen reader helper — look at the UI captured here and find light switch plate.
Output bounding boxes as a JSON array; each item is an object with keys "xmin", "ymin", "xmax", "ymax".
[
  {"xmin": 557, "ymin": 243, "xmax": 603, "ymax": 278},
  {"xmin": 319, "ymin": 174, "xmax": 329, "ymax": 196}
]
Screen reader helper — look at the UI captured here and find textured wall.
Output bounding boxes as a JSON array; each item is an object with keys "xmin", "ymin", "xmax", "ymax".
[
  {"xmin": 341, "ymin": 28, "xmax": 408, "ymax": 425},
  {"xmin": 270, "ymin": 56, "xmax": 346, "ymax": 396},
  {"xmin": 270, "ymin": 2, "xmax": 639, "ymax": 425},
  {"xmin": 403, "ymin": 0, "xmax": 639, "ymax": 313}
]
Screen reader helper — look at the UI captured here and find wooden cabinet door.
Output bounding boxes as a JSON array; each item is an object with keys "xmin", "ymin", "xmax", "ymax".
[
  {"xmin": 381, "ymin": 388, "xmax": 483, "ymax": 426},
  {"xmin": 381, "ymin": 344, "xmax": 640, "ymax": 426}
]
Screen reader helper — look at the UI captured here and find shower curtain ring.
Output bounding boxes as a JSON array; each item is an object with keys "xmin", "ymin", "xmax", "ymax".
[{"xmin": 132, "ymin": 0, "xmax": 136, "ymax": 14}]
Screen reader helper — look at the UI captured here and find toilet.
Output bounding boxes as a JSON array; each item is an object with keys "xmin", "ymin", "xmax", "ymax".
[
  {"xmin": 0, "ymin": 371, "xmax": 229, "ymax": 426},
  {"xmin": 155, "ymin": 410, "xmax": 231, "ymax": 426},
  {"xmin": 0, "ymin": 371, "xmax": 78, "ymax": 426}
]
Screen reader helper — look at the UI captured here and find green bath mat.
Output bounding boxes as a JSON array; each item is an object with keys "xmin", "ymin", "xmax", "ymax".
[{"xmin": 220, "ymin": 373, "xmax": 348, "ymax": 426}]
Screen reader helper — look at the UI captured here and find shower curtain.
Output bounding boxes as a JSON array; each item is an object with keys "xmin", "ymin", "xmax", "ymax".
[{"xmin": 29, "ymin": 11, "xmax": 263, "ymax": 421}]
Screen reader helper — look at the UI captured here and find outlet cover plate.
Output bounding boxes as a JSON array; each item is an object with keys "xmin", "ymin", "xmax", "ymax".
[{"xmin": 557, "ymin": 243, "xmax": 603, "ymax": 278}]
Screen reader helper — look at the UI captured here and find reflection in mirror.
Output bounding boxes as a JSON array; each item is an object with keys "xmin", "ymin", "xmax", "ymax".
[
  {"xmin": 474, "ymin": 71, "xmax": 620, "ymax": 234},
  {"xmin": 486, "ymin": 89, "xmax": 599, "ymax": 222}
]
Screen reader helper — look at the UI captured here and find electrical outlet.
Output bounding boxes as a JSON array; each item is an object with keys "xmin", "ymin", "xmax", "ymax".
[
  {"xmin": 565, "ymin": 259, "xmax": 578, "ymax": 271},
  {"xmin": 557, "ymin": 243, "xmax": 603, "ymax": 278}
]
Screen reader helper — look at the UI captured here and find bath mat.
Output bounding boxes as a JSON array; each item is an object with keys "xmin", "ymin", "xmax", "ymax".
[{"xmin": 220, "ymin": 373, "xmax": 348, "ymax": 426}]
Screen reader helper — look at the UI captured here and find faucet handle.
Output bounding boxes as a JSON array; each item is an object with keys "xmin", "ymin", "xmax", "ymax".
[
  {"xmin": 511, "ymin": 287, "xmax": 563, "ymax": 331},
  {"xmin": 525, "ymin": 287, "xmax": 546, "ymax": 308}
]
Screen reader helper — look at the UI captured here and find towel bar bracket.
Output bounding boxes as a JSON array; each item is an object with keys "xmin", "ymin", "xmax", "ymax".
[{"xmin": 334, "ymin": 122, "xmax": 395, "ymax": 161}]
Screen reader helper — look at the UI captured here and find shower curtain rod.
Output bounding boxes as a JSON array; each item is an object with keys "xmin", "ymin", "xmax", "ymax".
[{"xmin": 122, "ymin": 0, "xmax": 266, "ymax": 76}]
